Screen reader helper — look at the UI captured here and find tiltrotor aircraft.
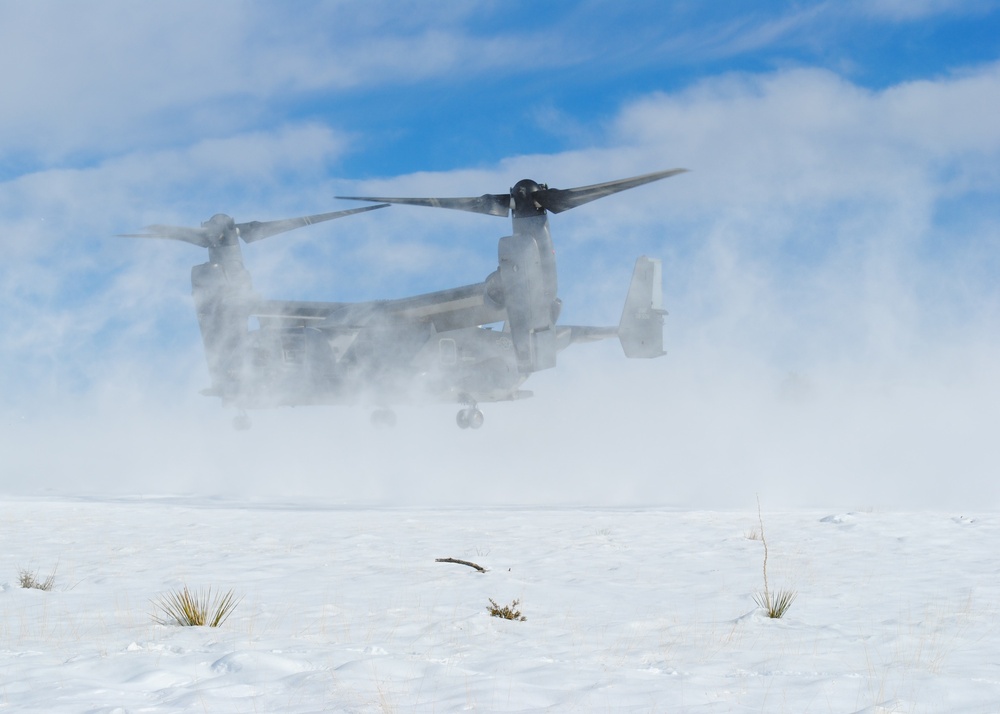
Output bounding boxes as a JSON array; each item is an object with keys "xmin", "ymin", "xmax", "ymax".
[{"xmin": 124, "ymin": 168, "xmax": 686, "ymax": 430}]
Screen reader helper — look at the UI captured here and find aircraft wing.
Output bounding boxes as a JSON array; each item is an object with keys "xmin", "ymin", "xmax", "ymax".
[
  {"xmin": 375, "ymin": 282, "xmax": 505, "ymax": 331},
  {"xmin": 252, "ymin": 300, "xmax": 349, "ymax": 328},
  {"xmin": 250, "ymin": 281, "xmax": 505, "ymax": 331}
]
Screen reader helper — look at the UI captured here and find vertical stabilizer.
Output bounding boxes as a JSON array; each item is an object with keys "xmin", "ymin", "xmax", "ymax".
[{"xmin": 618, "ymin": 257, "xmax": 666, "ymax": 358}]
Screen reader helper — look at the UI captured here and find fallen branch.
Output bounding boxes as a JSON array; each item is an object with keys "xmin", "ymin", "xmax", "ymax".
[{"xmin": 436, "ymin": 557, "xmax": 486, "ymax": 573}]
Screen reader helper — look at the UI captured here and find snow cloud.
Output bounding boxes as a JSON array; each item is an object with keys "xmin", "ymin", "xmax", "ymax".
[{"xmin": 1, "ymin": 3, "xmax": 998, "ymax": 509}]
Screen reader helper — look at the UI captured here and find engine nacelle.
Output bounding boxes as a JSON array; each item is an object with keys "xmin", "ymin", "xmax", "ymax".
[
  {"xmin": 191, "ymin": 261, "xmax": 254, "ymax": 401},
  {"xmin": 498, "ymin": 233, "xmax": 557, "ymax": 372}
]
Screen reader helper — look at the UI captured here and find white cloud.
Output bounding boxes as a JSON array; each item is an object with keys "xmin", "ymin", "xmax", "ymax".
[
  {"xmin": 591, "ymin": 64, "xmax": 1000, "ymax": 374},
  {"xmin": 0, "ymin": 2, "xmax": 561, "ymax": 164}
]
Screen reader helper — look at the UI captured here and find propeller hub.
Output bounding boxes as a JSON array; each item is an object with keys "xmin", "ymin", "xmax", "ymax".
[
  {"xmin": 200, "ymin": 214, "xmax": 238, "ymax": 246},
  {"xmin": 510, "ymin": 179, "xmax": 548, "ymax": 218}
]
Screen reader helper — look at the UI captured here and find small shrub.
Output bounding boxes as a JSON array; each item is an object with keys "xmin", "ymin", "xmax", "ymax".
[
  {"xmin": 18, "ymin": 567, "xmax": 55, "ymax": 591},
  {"xmin": 153, "ymin": 586, "xmax": 242, "ymax": 627},
  {"xmin": 487, "ymin": 597, "xmax": 526, "ymax": 621}
]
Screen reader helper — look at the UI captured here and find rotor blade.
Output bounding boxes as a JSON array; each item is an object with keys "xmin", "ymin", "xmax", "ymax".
[
  {"xmin": 537, "ymin": 168, "xmax": 689, "ymax": 214},
  {"xmin": 118, "ymin": 225, "xmax": 211, "ymax": 248},
  {"xmin": 335, "ymin": 193, "xmax": 511, "ymax": 218},
  {"xmin": 237, "ymin": 203, "xmax": 390, "ymax": 243}
]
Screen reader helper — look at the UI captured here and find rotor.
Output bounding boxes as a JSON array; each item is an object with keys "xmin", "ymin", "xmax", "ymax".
[
  {"xmin": 119, "ymin": 204, "xmax": 389, "ymax": 248},
  {"xmin": 335, "ymin": 168, "xmax": 688, "ymax": 219}
]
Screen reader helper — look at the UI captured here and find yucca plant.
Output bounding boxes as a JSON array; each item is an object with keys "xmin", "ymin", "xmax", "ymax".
[
  {"xmin": 152, "ymin": 586, "xmax": 242, "ymax": 627},
  {"xmin": 753, "ymin": 588, "xmax": 797, "ymax": 619},
  {"xmin": 753, "ymin": 496, "xmax": 797, "ymax": 619}
]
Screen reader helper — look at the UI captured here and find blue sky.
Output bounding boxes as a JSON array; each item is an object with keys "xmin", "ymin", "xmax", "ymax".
[{"xmin": 1, "ymin": 1, "xmax": 999, "ymax": 506}]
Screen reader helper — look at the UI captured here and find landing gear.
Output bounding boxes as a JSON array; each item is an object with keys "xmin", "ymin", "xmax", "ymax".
[
  {"xmin": 456, "ymin": 407, "xmax": 484, "ymax": 430},
  {"xmin": 232, "ymin": 410, "xmax": 251, "ymax": 431},
  {"xmin": 370, "ymin": 408, "xmax": 397, "ymax": 428}
]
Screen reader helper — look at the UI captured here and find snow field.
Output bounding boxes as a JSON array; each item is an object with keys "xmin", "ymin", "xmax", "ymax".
[{"xmin": 1, "ymin": 498, "xmax": 999, "ymax": 712}]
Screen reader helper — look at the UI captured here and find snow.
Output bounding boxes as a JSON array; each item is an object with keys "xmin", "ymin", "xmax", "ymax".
[{"xmin": 2, "ymin": 498, "xmax": 999, "ymax": 712}]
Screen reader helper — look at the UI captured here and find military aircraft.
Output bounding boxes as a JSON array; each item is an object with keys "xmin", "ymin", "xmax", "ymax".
[{"xmin": 124, "ymin": 168, "xmax": 686, "ymax": 430}]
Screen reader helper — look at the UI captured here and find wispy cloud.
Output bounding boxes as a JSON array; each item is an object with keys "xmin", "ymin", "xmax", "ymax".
[{"xmin": 854, "ymin": 0, "xmax": 998, "ymax": 21}]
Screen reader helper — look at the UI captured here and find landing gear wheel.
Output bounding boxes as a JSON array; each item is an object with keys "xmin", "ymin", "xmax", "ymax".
[
  {"xmin": 456, "ymin": 408, "xmax": 484, "ymax": 430},
  {"xmin": 370, "ymin": 409, "xmax": 397, "ymax": 428},
  {"xmin": 232, "ymin": 411, "xmax": 251, "ymax": 431}
]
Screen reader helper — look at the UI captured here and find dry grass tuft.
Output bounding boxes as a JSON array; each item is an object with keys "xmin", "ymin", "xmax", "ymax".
[
  {"xmin": 152, "ymin": 586, "xmax": 242, "ymax": 627},
  {"xmin": 488, "ymin": 598, "xmax": 526, "ymax": 621},
  {"xmin": 18, "ymin": 567, "xmax": 56, "ymax": 591}
]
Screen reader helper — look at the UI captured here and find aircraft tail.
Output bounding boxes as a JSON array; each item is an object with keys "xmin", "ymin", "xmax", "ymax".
[{"xmin": 618, "ymin": 256, "xmax": 666, "ymax": 358}]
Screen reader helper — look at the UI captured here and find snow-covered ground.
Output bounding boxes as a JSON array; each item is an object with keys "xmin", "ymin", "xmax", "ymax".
[{"xmin": 2, "ymin": 497, "xmax": 999, "ymax": 712}]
